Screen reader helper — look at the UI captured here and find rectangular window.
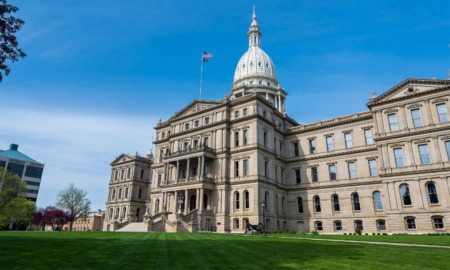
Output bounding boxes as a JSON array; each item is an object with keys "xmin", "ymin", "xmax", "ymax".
[
  {"xmin": 183, "ymin": 142, "xmax": 189, "ymax": 150},
  {"xmin": 295, "ymin": 169, "xmax": 301, "ymax": 184},
  {"xmin": 243, "ymin": 108, "xmax": 248, "ymax": 116},
  {"xmin": 194, "ymin": 120, "xmax": 200, "ymax": 127},
  {"xmin": 418, "ymin": 144, "xmax": 430, "ymax": 164},
  {"xmin": 364, "ymin": 129, "xmax": 374, "ymax": 145},
  {"xmin": 25, "ymin": 166, "xmax": 44, "ymax": 178},
  {"xmin": 344, "ymin": 133, "xmax": 353, "ymax": 148},
  {"xmin": 309, "ymin": 139, "xmax": 316, "ymax": 154},
  {"xmin": 315, "ymin": 221, "xmax": 323, "ymax": 231},
  {"xmin": 433, "ymin": 217, "xmax": 444, "ymax": 229},
  {"xmin": 234, "ymin": 131, "xmax": 239, "ymax": 147},
  {"xmin": 234, "ymin": 110, "xmax": 240, "ymax": 118},
  {"xmin": 411, "ymin": 109, "xmax": 422, "ymax": 128},
  {"xmin": 334, "ymin": 221, "xmax": 342, "ymax": 231},
  {"xmin": 275, "ymin": 166, "xmax": 278, "ymax": 181},
  {"xmin": 243, "ymin": 159, "xmax": 249, "ymax": 176},
  {"xmin": 193, "ymin": 140, "xmax": 198, "ymax": 147},
  {"xmin": 185, "ymin": 123, "xmax": 190, "ymax": 130},
  {"xmin": 243, "ymin": 130, "xmax": 248, "ymax": 145},
  {"xmin": 204, "ymin": 117, "xmax": 210, "ymax": 125},
  {"xmin": 388, "ymin": 114, "xmax": 399, "ymax": 132},
  {"xmin": 394, "ymin": 148, "xmax": 405, "ymax": 167},
  {"xmin": 326, "ymin": 136, "xmax": 334, "ymax": 151},
  {"xmin": 329, "ymin": 164, "xmax": 336, "ymax": 180},
  {"xmin": 264, "ymin": 161, "xmax": 268, "ymax": 177},
  {"xmin": 234, "ymin": 161, "xmax": 239, "ymax": 177},
  {"xmin": 376, "ymin": 220, "xmax": 386, "ymax": 231},
  {"xmin": 405, "ymin": 218, "xmax": 416, "ymax": 229},
  {"xmin": 263, "ymin": 131, "xmax": 268, "ymax": 147},
  {"xmin": 203, "ymin": 137, "xmax": 209, "ymax": 147},
  {"xmin": 293, "ymin": 142, "xmax": 299, "ymax": 157},
  {"xmin": 369, "ymin": 159, "xmax": 378, "ymax": 176},
  {"xmin": 436, "ymin": 103, "xmax": 448, "ymax": 123},
  {"xmin": 6, "ymin": 162, "xmax": 24, "ymax": 177},
  {"xmin": 446, "ymin": 141, "xmax": 450, "ymax": 161},
  {"xmin": 348, "ymin": 162, "xmax": 357, "ymax": 179},
  {"xmin": 311, "ymin": 167, "xmax": 318, "ymax": 182}
]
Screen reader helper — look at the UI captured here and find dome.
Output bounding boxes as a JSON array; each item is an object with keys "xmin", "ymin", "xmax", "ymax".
[{"xmin": 233, "ymin": 47, "xmax": 277, "ymax": 87}]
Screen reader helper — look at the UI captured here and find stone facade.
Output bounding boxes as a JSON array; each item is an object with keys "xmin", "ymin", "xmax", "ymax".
[
  {"xmin": 104, "ymin": 11, "xmax": 450, "ymax": 234},
  {"xmin": 65, "ymin": 210, "xmax": 105, "ymax": 231}
]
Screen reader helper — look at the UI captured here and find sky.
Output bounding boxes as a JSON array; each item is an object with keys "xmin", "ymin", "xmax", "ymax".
[{"xmin": 1, "ymin": 0, "xmax": 449, "ymax": 211}]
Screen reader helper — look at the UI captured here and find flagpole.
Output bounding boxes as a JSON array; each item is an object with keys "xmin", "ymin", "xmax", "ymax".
[{"xmin": 199, "ymin": 52, "xmax": 204, "ymax": 100}]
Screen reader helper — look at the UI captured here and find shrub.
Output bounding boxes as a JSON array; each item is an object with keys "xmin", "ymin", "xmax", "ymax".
[{"xmin": 311, "ymin": 231, "xmax": 319, "ymax": 235}]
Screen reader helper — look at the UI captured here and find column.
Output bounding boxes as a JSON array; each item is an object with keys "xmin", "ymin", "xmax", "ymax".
[
  {"xmin": 199, "ymin": 189, "xmax": 204, "ymax": 211},
  {"xmin": 184, "ymin": 190, "xmax": 188, "ymax": 213},
  {"xmin": 218, "ymin": 129, "xmax": 223, "ymax": 149},
  {"xmin": 400, "ymin": 105, "xmax": 408, "ymax": 130},
  {"xmin": 432, "ymin": 136, "xmax": 442, "ymax": 162},
  {"xmin": 377, "ymin": 110, "xmax": 385, "ymax": 134},
  {"xmin": 406, "ymin": 140, "xmax": 415, "ymax": 166},
  {"xmin": 424, "ymin": 99, "xmax": 433, "ymax": 125},
  {"xmin": 201, "ymin": 156, "xmax": 205, "ymax": 181},
  {"xmin": 176, "ymin": 161, "xmax": 180, "ymax": 183},
  {"xmin": 187, "ymin": 158, "xmax": 191, "ymax": 181},
  {"xmin": 381, "ymin": 144, "xmax": 390, "ymax": 169},
  {"xmin": 174, "ymin": 190, "xmax": 178, "ymax": 214},
  {"xmin": 198, "ymin": 156, "xmax": 202, "ymax": 181},
  {"xmin": 196, "ymin": 189, "xmax": 200, "ymax": 211}
]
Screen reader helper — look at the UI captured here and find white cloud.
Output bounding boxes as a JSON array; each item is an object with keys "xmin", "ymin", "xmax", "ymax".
[{"xmin": 0, "ymin": 105, "xmax": 157, "ymax": 211}]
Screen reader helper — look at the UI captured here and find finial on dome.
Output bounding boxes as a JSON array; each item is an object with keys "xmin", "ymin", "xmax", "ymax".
[{"xmin": 253, "ymin": 6, "xmax": 256, "ymax": 19}]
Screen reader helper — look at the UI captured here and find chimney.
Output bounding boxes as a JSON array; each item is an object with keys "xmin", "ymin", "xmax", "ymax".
[{"xmin": 9, "ymin": 144, "xmax": 19, "ymax": 151}]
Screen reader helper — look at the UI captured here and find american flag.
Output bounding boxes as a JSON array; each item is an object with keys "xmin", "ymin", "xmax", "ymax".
[{"xmin": 202, "ymin": 51, "xmax": 213, "ymax": 62}]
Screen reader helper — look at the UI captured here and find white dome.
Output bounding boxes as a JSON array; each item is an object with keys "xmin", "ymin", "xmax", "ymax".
[{"xmin": 233, "ymin": 47, "xmax": 277, "ymax": 86}]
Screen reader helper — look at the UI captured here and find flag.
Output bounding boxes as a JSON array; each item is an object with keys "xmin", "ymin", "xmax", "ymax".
[{"xmin": 202, "ymin": 51, "xmax": 213, "ymax": 62}]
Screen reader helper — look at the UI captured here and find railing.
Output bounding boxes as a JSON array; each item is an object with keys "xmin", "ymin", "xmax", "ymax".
[
  {"xmin": 162, "ymin": 176, "xmax": 215, "ymax": 186},
  {"xmin": 164, "ymin": 145, "xmax": 216, "ymax": 159},
  {"xmin": 181, "ymin": 209, "xmax": 198, "ymax": 224}
]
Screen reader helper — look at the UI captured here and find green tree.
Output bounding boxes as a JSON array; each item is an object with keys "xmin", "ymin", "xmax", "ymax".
[
  {"xmin": 56, "ymin": 183, "xmax": 91, "ymax": 231},
  {"xmin": 0, "ymin": 197, "xmax": 34, "ymax": 229},
  {"xmin": 0, "ymin": 0, "xmax": 26, "ymax": 82},
  {"xmin": 0, "ymin": 166, "xmax": 27, "ymax": 214}
]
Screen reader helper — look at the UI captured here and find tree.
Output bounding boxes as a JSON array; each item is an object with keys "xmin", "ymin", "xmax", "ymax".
[
  {"xmin": 0, "ymin": 166, "xmax": 27, "ymax": 215},
  {"xmin": 56, "ymin": 183, "xmax": 91, "ymax": 231},
  {"xmin": 0, "ymin": 0, "xmax": 26, "ymax": 82},
  {"xmin": 32, "ymin": 206, "xmax": 73, "ymax": 231},
  {"xmin": 0, "ymin": 197, "xmax": 34, "ymax": 229}
]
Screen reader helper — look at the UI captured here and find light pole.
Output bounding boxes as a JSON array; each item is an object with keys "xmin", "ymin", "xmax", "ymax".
[
  {"xmin": 177, "ymin": 192, "xmax": 184, "ymax": 215},
  {"xmin": 261, "ymin": 201, "xmax": 266, "ymax": 235}
]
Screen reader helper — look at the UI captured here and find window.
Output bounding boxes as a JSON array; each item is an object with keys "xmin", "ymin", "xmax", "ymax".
[
  {"xmin": 234, "ymin": 131, "xmax": 239, "ymax": 147},
  {"xmin": 411, "ymin": 109, "xmax": 422, "ymax": 128},
  {"xmin": 114, "ymin": 171, "xmax": 118, "ymax": 180},
  {"xmin": 243, "ymin": 159, "xmax": 249, "ymax": 176},
  {"xmin": 203, "ymin": 137, "xmax": 209, "ymax": 147},
  {"xmin": 7, "ymin": 162, "xmax": 24, "ymax": 177},
  {"xmin": 364, "ymin": 129, "xmax": 374, "ymax": 145},
  {"xmin": 234, "ymin": 219, "xmax": 239, "ymax": 229},
  {"xmin": 140, "ymin": 169, "xmax": 144, "ymax": 179},
  {"xmin": 293, "ymin": 142, "xmax": 299, "ymax": 157},
  {"xmin": 138, "ymin": 189, "xmax": 142, "ymax": 199},
  {"xmin": 234, "ymin": 161, "xmax": 239, "ymax": 177},
  {"xmin": 315, "ymin": 221, "xmax": 323, "ymax": 231},
  {"xmin": 400, "ymin": 184, "xmax": 412, "ymax": 205},
  {"xmin": 311, "ymin": 167, "xmax": 318, "ymax": 182},
  {"xmin": 185, "ymin": 123, "xmax": 190, "ymax": 130},
  {"xmin": 262, "ymin": 110, "xmax": 266, "ymax": 117},
  {"xmin": 352, "ymin": 193, "xmax": 361, "ymax": 211},
  {"xmin": 394, "ymin": 148, "xmax": 405, "ymax": 167},
  {"xmin": 354, "ymin": 220, "xmax": 363, "ymax": 231},
  {"xmin": 243, "ymin": 130, "xmax": 248, "ymax": 145},
  {"xmin": 193, "ymin": 140, "xmax": 198, "ymax": 147},
  {"xmin": 376, "ymin": 220, "xmax": 386, "ymax": 231},
  {"xmin": 368, "ymin": 159, "xmax": 378, "ymax": 176},
  {"xmin": 332, "ymin": 194, "xmax": 340, "ymax": 212},
  {"xmin": 314, "ymin": 196, "xmax": 321, "ymax": 213},
  {"xmin": 344, "ymin": 133, "xmax": 353, "ymax": 148},
  {"xmin": 418, "ymin": 144, "xmax": 430, "ymax": 164},
  {"xmin": 326, "ymin": 136, "xmax": 334, "ymax": 151},
  {"xmin": 244, "ymin": 191, "xmax": 249, "ymax": 208},
  {"xmin": 264, "ymin": 161, "xmax": 268, "ymax": 177},
  {"xmin": 121, "ymin": 169, "xmax": 124, "ymax": 179},
  {"xmin": 234, "ymin": 110, "xmax": 240, "ymax": 118},
  {"xmin": 309, "ymin": 139, "xmax": 316, "ymax": 154},
  {"xmin": 235, "ymin": 192, "xmax": 240, "ymax": 209},
  {"xmin": 328, "ymin": 164, "xmax": 336, "ymax": 180},
  {"xmin": 446, "ymin": 141, "xmax": 450, "ymax": 161},
  {"xmin": 194, "ymin": 120, "xmax": 200, "ymax": 127},
  {"xmin": 157, "ymin": 174, "xmax": 162, "ymax": 186},
  {"xmin": 24, "ymin": 166, "xmax": 43, "ymax": 178},
  {"xmin": 432, "ymin": 217, "xmax": 444, "ymax": 229},
  {"xmin": 118, "ymin": 188, "xmax": 122, "ymax": 199},
  {"xmin": 297, "ymin": 197, "xmax": 303, "ymax": 213},
  {"xmin": 125, "ymin": 188, "xmax": 128, "ymax": 199},
  {"xmin": 405, "ymin": 217, "xmax": 416, "ymax": 229},
  {"xmin": 204, "ymin": 117, "xmax": 210, "ymax": 125},
  {"xmin": 373, "ymin": 191, "xmax": 383, "ymax": 210},
  {"xmin": 112, "ymin": 189, "xmax": 116, "ymax": 199},
  {"xmin": 263, "ymin": 131, "xmax": 268, "ymax": 147},
  {"xmin": 334, "ymin": 221, "xmax": 342, "ymax": 231},
  {"xmin": 436, "ymin": 103, "xmax": 448, "ymax": 123},
  {"xmin": 348, "ymin": 162, "xmax": 357, "ymax": 179},
  {"xmin": 295, "ymin": 169, "xmax": 301, "ymax": 184},
  {"xmin": 243, "ymin": 108, "xmax": 248, "ymax": 116},
  {"xmin": 388, "ymin": 114, "xmax": 399, "ymax": 132},
  {"xmin": 427, "ymin": 182, "xmax": 439, "ymax": 204},
  {"xmin": 183, "ymin": 142, "xmax": 189, "ymax": 150}
]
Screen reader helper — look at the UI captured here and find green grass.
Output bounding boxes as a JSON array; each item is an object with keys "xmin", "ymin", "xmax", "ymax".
[
  {"xmin": 0, "ymin": 232, "xmax": 449, "ymax": 269},
  {"xmin": 272, "ymin": 232, "xmax": 450, "ymax": 246}
]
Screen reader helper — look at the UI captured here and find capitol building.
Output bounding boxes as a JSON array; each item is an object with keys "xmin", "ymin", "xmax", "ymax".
[{"xmin": 103, "ymin": 11, "xmax": 450, "ymax": 234}]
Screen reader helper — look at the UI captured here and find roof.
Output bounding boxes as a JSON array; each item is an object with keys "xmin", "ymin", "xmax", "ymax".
[{"xmin": 0, "ymin": 144, "xmax": 39, "ymax": 163}]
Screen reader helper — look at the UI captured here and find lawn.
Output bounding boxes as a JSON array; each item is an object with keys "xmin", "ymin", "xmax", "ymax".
[{"xmin": 0, "ymin": 232, "xmax": 449, "ymax": 269}]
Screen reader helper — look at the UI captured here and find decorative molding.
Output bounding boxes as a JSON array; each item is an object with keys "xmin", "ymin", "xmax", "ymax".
[
  {"xmin": 384, "ymin": 109, "xmax": 399, "ymax": 114},
  {"xmin": 431, "ymin": 98, "xmax": 448, "ymax": 104},
  {"xmin": 389, "ymin": 143, "xmax": 405, "ymax": 148}
]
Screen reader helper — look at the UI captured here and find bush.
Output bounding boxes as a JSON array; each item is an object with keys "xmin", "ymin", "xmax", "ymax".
[
  {"xmin": 343, "ymin": 233, "xmax": 347, "ymax": 235},
  {"xmin": 355, "ymin": 228, "xmax": 362, "ymax": 235},
  {"xmin": 311, "ymin": 231, "xmax": 319, "ymax": 235}
]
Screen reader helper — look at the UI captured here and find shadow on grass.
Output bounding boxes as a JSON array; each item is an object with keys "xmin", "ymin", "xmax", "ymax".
[{"xmin": 0, "ymin": 232, "xmax": 448, "ymax": 270}]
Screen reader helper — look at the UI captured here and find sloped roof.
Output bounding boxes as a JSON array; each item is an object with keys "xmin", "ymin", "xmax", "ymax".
[{"xmin": 0, "ymin": 147, "xmax": 39, "ymax": 163}]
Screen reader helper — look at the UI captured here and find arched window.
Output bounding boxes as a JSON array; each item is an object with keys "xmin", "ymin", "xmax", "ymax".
[
  {"xmin": 235, "ymin": 192, "xmax": 240, "ymax": 209},
  {"xmin": 121, "ymin": 207, "xmax": 126, "ymax": 218},
  {"xmin": 282, "ymin": 197, "xmax": 286, "ymax": 215},
  {"xmin": 115, "ymin": 207, "xmax": 119, "ymax": 218},
  {"xmin": 125, "ymin": 188, "xmax": 128, "ymax": 199},
  {"xmin": 332, "ymin": 194, "xmax": 340, "ymax": 212},
  {"xmin": 400, "ymin": 184, "xmax": 412, "ymax": 205},
  {"xmin": 314, "ymin": 196, "xmax": 321, "ymax": 213},
  {"xmin": 427, "ymin": 183, "xmax": 439, "ymax": 204},
  {"xmin": 118, "ymin": 188, "xmax": 122, "ymax": 199},
  {"xmin": 352, "ymin": 193, "xmax": 361, "ymax": 211},
  {"xmin": 373, "ymin": 191, "xmax": 383, "ymax": 210},
  {"xmin": 297, "ymin": 197, "xmax": 303, "ymax": 213},
  {"xmin": 244, "ymin": 191, "xmax": 249, "ymax": 208},
  {"xmin": 155, "ymin": 199, "xmax": 160, "ymax": 214},
  {"xmin": 109, "ymin": 208, "xmax": 113, "ymax": 220}
]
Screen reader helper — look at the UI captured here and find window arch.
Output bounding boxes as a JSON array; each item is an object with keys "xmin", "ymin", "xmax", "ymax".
[
  {"xmin": 352, "ymin": 193, "xmax": 361, "ymax": 211},
  {"xmin": 400, "ymin": 184, "xmax": 412, "ymax": 205},
  {"xmin": 297, "ymin": 197, "xmax": 303, "ymax": 214},
  {"xmin": 155, "ymin": 199, "xmax": 160, "ymax": 214},
  {"xmin": 373, "ymin": 191, "xmax": 383, "ymax": 210},
  {"xmin": 314, "ymin": 196, "xmax": 321, "ymax": 213},
  {"xmin": 331, "ymin": 194, "xmax": 340, "ymax": 212},
  {"xmin": 244, "ymin": 191, "xmax": 249, "ymax": 208},
  {"xmin": 235, "ymin": 191, "xmax": 240, "ymax": 209},
  {"xmin": 427, "ymin": 182, "xmax": 439, "ymax": 204}
]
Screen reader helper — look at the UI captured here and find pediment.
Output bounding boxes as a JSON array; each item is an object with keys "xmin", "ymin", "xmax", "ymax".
[
  {"xmin": 110, "ymin": 154, "xmax": 134, "ymax": 165},
  {"xmin": 170, "ymin": 100, "xmax": 221, "ymax": 120},
  {"xmin": 367, "ymin": 79, "xmax": 450, "ymax": 107}
]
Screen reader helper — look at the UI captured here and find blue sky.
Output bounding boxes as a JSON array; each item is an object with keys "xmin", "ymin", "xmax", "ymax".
[{"xmin": 1, "ymin": 0, "xmax": 449, "ymax": 211}]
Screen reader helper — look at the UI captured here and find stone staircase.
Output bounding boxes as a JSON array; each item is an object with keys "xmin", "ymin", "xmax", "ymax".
[{"xmin": 116, "ymin": 222, "xmax": 147, "ymax": 232}]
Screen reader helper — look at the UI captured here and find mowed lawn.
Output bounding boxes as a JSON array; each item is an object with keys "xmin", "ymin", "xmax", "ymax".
[{"xmin": 0, "ymin": 232, "xmax": 449, "ymax": 270}]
